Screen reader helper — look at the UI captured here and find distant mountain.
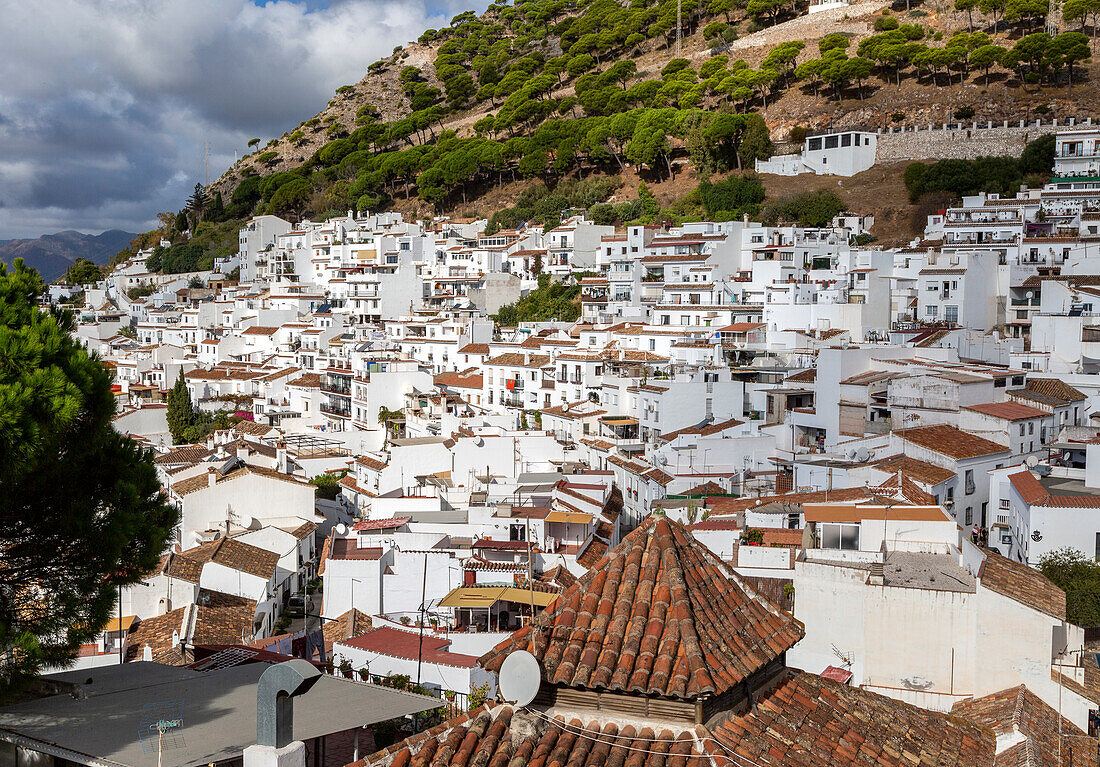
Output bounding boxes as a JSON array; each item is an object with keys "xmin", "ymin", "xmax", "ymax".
[{"xmin": 0, "ymin": 230, "xmax": 137, "ymax": 283}]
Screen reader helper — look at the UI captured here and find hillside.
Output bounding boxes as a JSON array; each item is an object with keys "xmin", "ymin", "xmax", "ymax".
[
  {"xmin": 196, "ymin": 0, "xmax": 1099, "ymax": 235},
  {"xmin": 0, "ymin": 230, "xmax": 137, "ymax": 283}
]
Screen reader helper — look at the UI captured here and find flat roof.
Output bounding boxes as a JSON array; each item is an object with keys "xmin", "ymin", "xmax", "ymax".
[{"xmin": 0, "ymin": 661, "xmax": 438, "ymax": 767}]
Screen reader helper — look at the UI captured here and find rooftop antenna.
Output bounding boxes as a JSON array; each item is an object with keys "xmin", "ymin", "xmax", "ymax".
[
  {"xmin": 139, "ymin": 700, "xmax": 186, "ymax": 767},
  {"xmin": 498, "ymin": 650, "xmax": 541, "ymax": 707},
  {"xmin": 675, "ymin": 0, "xmax": 682, "ymax": 58}
]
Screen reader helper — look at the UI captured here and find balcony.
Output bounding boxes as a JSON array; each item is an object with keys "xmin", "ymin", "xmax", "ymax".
[{"xmin": 320, "ymin": 402, "xmax": 351, "ymax": 418}]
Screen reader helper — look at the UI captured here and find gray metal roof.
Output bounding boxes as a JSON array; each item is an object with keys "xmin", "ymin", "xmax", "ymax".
[{"xmin": 0, "ymin": 661, "xmax": 438, "ymax": 767}]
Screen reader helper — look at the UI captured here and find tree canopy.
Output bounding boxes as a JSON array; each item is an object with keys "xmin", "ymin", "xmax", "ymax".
[{"xmin": 0, "ymin": 260, "xmax": 178, "ymax": 692}]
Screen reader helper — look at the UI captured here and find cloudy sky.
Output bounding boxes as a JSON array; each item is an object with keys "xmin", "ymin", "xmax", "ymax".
[{"xmin": 0, "ymin": 0, "xmax": 483, "ymax": 240}]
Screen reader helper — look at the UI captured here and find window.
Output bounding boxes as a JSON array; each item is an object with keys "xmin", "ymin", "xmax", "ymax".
[
  {"xmin": 965, "ymin": 507, "xmax": 973, "ymax": 526},
  {"xmin": 1019, "ymin": 424, "xmax": 1026, "ymax": 436},
  {"xmin": 841, "ymin": 133, "xmax": 852, "ymax": 147},
  {"xmin": 1028, "ymin": 422, "xmax": 1034, "ymax": 435},
  {"xmin": 824, "ymin": 135, "xmax": 839, "ymax": 149},
  {"xmin": 821, "ymin": 523, "xmax": 859, "ymax": 550},
  {"xmin": 1000, "ymin": 498, "xmax": 1010, "ymax": 510},
  {"xmin": 965, "ymin": 470, "xmax": 975, "ymax": 494}
]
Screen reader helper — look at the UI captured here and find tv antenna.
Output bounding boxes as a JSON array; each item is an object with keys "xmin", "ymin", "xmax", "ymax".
[{"xmin": 139, "ymin": 700, "xmax": 186, "ymax": 767}]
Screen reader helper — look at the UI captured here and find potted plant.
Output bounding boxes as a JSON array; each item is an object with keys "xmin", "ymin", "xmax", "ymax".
[
  {"xmin": 742, "ymin": 527, "xmax": 764, "ymax": 546},
  {"xmin": 358, "ymin": 668, "xmax": 371, "ymax": 682},
  {"xmin": 338, "ymin": 658, "xmax": 354, "ymax": 679}
]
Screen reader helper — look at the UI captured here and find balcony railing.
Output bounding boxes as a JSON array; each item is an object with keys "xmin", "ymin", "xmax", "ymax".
[{"xmin": 320, "ymin": 402, "xmax": 351, "ymax": 418}]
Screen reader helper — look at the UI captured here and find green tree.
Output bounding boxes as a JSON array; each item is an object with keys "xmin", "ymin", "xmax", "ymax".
[
  {"xmin": 970, "ymin": 43, "xmax": 1007, "ymax": 83},
  {"xmin": 1038, "ymin": 548, "xmax": 1100, "ymax": 626},
  {"xmin": 166, "ymin": 371, "xmax": 195, "ymax": 444},
  {"xmin": 0, "ymin": 260, "xmax": 178, "ymax": 690},
  {"xmin": 310, "ymin": 472, "xmax": 344, "ymax": 501},
  {"xmin": 979, "ymin": 0, "xmax": 1007, "ymax": 32},
  {"xmin": 61, "ymin": 258, "xmax": 103, "ymax": 286},
  {"xmin": 1049, "ymin": 31, "xmax": 1091, "ymax": 85},
  {"xmin": 956, "ymin": 0, "xmax": 980, "ymax": 29},
  {"xmin": 1062, "ymin": 0, "xmax": 1100, "ymax": 32}
]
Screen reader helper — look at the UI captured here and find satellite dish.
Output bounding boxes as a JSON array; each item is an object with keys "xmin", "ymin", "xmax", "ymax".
[
  {"xmin": 335, "ymin": 523, "xmax": 348, "ymax": 536},
  {"xmin": 1025, "ymin": 455, "xmax": 1039, "ymax": 467},
  {"xmin": 656, "ymin": 454, "xmax": 668, "ymax": 465},
  {"xmin": 845, "ymin": 449, "xmax": 858, "ymax": 460},
  {"xmin": 238, "ymin": 513, "xmax": 257, "ymax": 530},
  {"xmin": 498, "ymin": 650, "xmax": 541, "ymax": 707},
  {"xmin": 855, "ymin": 448, "xmax": 870, "ymax": 463},
  {"xmin": 1026, "ymin": 291, "xmax": 1034, "ymax": 299}
]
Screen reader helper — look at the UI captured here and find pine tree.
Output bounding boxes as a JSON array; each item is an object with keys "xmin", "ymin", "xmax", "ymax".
[
  {"xmin": 174, "ymin": 210, "xmax": 188, "ymax": 235},
  {"xmin": 166, "ymin": 371, "xmax": 194, "ymax": 444},
  {"xmin": 0, "ymin": 260, "xmax": 178, "ymax": 691},
  {"xmin": 186, "ymin": 183, "xmax": 208, "ymax": 225}
]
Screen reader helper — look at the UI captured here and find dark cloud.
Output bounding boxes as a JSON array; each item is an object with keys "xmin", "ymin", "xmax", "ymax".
[{"xmin": 0, "ymin": 0, "xmax": 485, "ymax": 239}]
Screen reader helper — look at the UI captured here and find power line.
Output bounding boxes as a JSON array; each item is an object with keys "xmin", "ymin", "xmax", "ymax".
[{"xmin": 521, "ymin": 705, "xmax": 770, "ymax": 767}]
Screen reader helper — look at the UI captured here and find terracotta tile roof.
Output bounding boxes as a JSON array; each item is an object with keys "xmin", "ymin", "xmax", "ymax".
[
  {"xmin": 356, "ymin": 455, "xmax": 390, "ymax": 472},
  {"xmin": 321, "ymin": 608, "xmax": 373, "ymax": 646},
  {"xmin": 658, "ymin": 418, "xmax": 743, "ymax": 443},
  {"xmin": 125, "ymin": 608, "xmax": 188, "ymax": 663},
  {"xmin": 963, "ymin": 402, "xmax": 1049, "ymax": 421},
  {"xmin": 575, "ymin": 533, "xmax": 610, "ymax": 568},
  {"xmin": 538, "ymin": 564, "xmax": 578, "ymax": 589},
  {"xmin": 232, "ymin": 420, "xmax": 274, "ymax": 437},
  {"xmin": 712, "ymin": 672, "xmax": 995, "ymax": 767},
  {"xmin": 479, "ymin": 517, "xmax": 804, "ymax": 700},
  {"xmin": 171, "ymin": 463, "xmax": 307, "ymax": 496},
  {"xmin": 871, "ymin": 455, "xmax": 955, "ymax": 486},
  {"xmin": 484, "ymin": 353, "xmax": 551, "ymax": 369},
  {"xmin": 979, "ymin": 549, "xmax": 1066, "ymax": 620},
  {"xmin": 361, "ymin": 677, "xmax": 994, "ymax": 767},
  {"xmin": 155, "ymin": 444, "xmax": 212, "ymax": 465},
  {"xmin": 327, "ymin": 539, "xmax": 384, "ymax": 564},
  {"xmin": 1025, "ymin": 378, "xmax": 1086, "ymax": 404},
  {"xmin": 290, "ymin": 520, "xmax": 318, "ymax": 539},
  {"xmin": 894, "ymin": 424, "xmax": 1010, "ymax": 460},
  {"xmin": 785, "ymin": 368, "xmax": 816, "ymax": 383},
  {"xmin": 434, "ymin": 371, "xmax": 483, "ymax": 389},
  {"xmin": 181, "ymin": 537, "xmax": 279, "ymax": 580},
  {"xmin": 340, "ymin": 626, "xmax": 479, "ymax": 668},
  {"xmin": 951, "ymin": 685, "xmax": 1096, "ymax": 767},
  {"xmin": 708, "ymin": 487, "xmax": 871, "ymax": 514},
  {"xmin": 191, "ymin": 592, "xmax": 258, "ymax": 646},
  {"xmin": 682, "ymin": 481, "xmax": 727, "ymax": 496},
  {"xmin": 1009, "ymin": 468, "xmax": 1100, "ymax": 508},
  {"xmin": 457, "ymin": 343, "xmax": 490, "ymax": 354},
  {"xmin": 357, "ymin": 706, "xmax": 707, "ymax": 767},
  {"xmin": 240, "ymin": 325, "xmax": 280, "ymax": 336},
  {"xmin": 288, "ymin": 373, "xmax": 322, "ymax": 388},
  {"xmin": 160, "ymin": 551, "xmax": 204, "ymax": 584},
  {"xmin": 352, "ymin": 516, "xmax": 411, "ymax": 532}
]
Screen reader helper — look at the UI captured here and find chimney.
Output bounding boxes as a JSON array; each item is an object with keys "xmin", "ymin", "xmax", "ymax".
[
  {"xmin": 207, "ymin": 466, "xmax": 218, "ymax": 487},
  {"xmin": 237, "ymin": 444, "xmax": 249, "ymax": 462},
  {"xmin": 276, "ymin": 440, "xmax": 288, "ymax": 474}
]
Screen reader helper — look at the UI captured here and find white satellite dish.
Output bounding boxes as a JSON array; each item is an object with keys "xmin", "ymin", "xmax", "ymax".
[
  {"xmin": 335, "ymin": 523, "xmax": 348, "ymax": 536},
  {"xmin": 656, "ymin": 454, "xmax": 668, "ymax": 465},
  {"xmin": 854, "ymin": 448, "xmax": 870, "ymax": 463},
  {"xmin": 1025, "ymin": 455, "xmax": 1039, "ymax": 468},
  {"xmin": 498, "ymin": 650, "xmax": 541, "ymax": 707}
]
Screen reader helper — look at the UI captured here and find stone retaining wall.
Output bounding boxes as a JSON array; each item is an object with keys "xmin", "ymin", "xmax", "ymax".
[{"xmin": 874, "ymin": 117, "xmax": 1094, "ymax": 163}]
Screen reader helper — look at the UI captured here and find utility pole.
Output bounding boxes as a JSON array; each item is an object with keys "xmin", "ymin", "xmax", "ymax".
[
  {"xmin": 676, "ymin": 0, "xmax": 682, "ymax": 58},
  {"xmin": 416, "ymin": 552, "xmax": 428, "ymax": 686}
]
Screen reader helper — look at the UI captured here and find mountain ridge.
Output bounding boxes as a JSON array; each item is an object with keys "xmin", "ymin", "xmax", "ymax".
[
  {"xmin": 0, "ymin": 230, "xmax": 138, "ymax": 283},
  {"xmin": 196, "ymin": 0, "xmax": 1098, "ymax": 226}
]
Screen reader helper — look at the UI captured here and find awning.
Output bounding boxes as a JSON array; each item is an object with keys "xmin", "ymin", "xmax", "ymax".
[
  {"xmin": 601, "ymin": 417, "xmax": 638, "ymax": 425},
  {"xmin": 438, "ymin": 586, "xmax": 558, "ymax": 609},
  {"xmin": 101, "ymin": 615, "xmax": 136, "ymax": 633},
  {"xmin": 545, "ymin": 510, "xmax": 594, "ymax": 524}
]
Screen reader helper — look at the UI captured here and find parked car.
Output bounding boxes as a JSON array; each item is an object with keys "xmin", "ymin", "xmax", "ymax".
[{"xmin": 286, "ymin": 595, "xmax": 306, "ymax": 618}]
